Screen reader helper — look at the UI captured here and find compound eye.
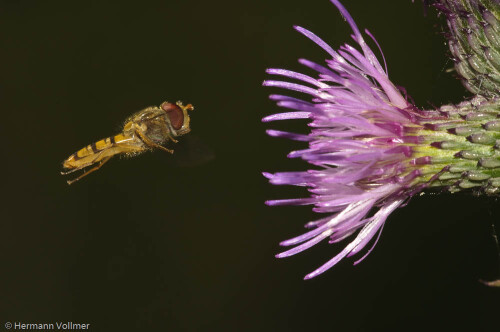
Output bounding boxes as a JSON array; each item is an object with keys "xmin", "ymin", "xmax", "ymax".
[{"xmin": 161, "ymin": 102, "xmax": 184, "ymax": 130}]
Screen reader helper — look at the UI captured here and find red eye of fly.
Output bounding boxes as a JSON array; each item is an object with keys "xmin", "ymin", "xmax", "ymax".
[{"xmin": 161, "ymin": 102, "xmax": 184, "ymax": 130}]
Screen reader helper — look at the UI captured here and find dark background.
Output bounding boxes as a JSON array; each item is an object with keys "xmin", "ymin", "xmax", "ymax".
[{"xmin": 1, "ymin": 0, "xmax": 499, "ymax": 331}]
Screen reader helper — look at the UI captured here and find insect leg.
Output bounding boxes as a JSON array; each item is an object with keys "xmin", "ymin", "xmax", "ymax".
[
  {"xmin": 66, "ymin": 156, "xmax": 113, "ymax": 185},
  {"xmin": 61, "ymin": 159, "xmax": 103, "ymax": 175},
  {"xmin": 166, "ymin": 131, "xmax": 179, "ymax": 144},
  {"xmin": 135, "ymin": 129, "xmax": 174, "ymax": 154},
  {"xmin": 61, "ymin": 167, "xmax": 83, "ymax": 175},
  {"xmin": 157, "ymin": 124, "xmax": 179, "ymax": 144}
]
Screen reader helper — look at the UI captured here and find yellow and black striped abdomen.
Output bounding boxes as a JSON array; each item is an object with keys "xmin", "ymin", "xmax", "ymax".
[
  {"xmin": 63, "ymin": 134, "xmax": 135, "ymax": 170},
  {"xmin": 74, "ymin": 136, "xmax": 115, "ymax": 160}
]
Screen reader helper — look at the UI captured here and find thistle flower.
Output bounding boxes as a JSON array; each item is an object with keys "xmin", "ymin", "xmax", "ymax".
[{"xmin": 263, "ymin": 0, "xmax": 500, "ymax": 279}]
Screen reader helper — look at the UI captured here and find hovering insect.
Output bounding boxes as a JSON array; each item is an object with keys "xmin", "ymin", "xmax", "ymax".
[{"xmin": 62, "ymin": 101, "xmax": 194, "ymax": 185}]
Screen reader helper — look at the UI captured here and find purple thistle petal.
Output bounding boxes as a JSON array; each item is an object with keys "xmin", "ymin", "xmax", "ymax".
[
  {"xmin": 303, "ymin": 200, "xmax": 402, "ymax": 279},
  {"xmin": 262, "ymin": 80, "xmax": 319, "ymax": 96},
  {"xmin": 265, "ymin": 198, "xmax": 316, "ymax": 206},
  {"xmin": 263, "ymin": 0, "xmax": 437, "ymax": 279},
  {"xmin": 276, "ymin": 101, "xmax": 323, "ymax": 114},
  {"xmin": 303, "ymin": 245, "xmax": 352, "ymax": 280},
  {"xmin": 298, "ymin": 58, "xmax": 339, "ymax": 78},
  {"xmin": 348, "ymin": 200, "xmax": 403, "ymax": 257},
  {"xmin": 364, "ymin": 28, "xmax": 388, "ymax": 74},
  {"xmin": 294, "ymin": 26, "xmax": 338, "ymax": 58},
  {"xmin": 278, "ymin": 199, "xmax": 375, "ymax": 247},
  {"xmin": 266, "ymin": 68, "xmax": 330, "ymax": 88},
  {"xmin": 276, "ymin": 229, "xmax": 333, "ymax": 258},
  {"xmin": 329, "ymin": 229, "xmax": 357, "ymax": 244},
  {"xmin": 329, "ymin": 0, "xmax": 408, "ymax": 108},
  {"xmin": 353, "ymin": 222, "xmax": 385, "ymax": 265},
  {"xmin": 262, "ymin": 112, "xmax": 311, "ymax": 122},
  {"xmin": 266, "ymin": 130, "xmax": 312, "ymax": 141}
]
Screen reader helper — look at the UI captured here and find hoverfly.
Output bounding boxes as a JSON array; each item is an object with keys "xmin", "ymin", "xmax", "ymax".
[{"xmin": 61, "ymin": 101, "xmax": 194, "ymax": 185}]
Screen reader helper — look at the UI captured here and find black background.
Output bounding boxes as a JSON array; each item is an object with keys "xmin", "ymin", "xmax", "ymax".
[{"xmin": 1, "ymin": 0, "xmax": 499, "ymax": 331}]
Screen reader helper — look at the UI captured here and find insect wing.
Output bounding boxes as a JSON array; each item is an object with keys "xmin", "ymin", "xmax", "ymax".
[{"xmin": 165, "ymin": 135, "xmax": 215, "ymax": 167}]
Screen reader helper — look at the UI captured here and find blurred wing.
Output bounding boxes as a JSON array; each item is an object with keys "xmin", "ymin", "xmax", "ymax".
[{"xmin": 168, "ymin": 134, "xmax": 215, "ymax": 167}]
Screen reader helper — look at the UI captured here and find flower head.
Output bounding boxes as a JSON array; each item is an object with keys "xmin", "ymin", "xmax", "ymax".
[{"xmin": 264, "ymin": 0, "xmax": 500, "ymax": 279}]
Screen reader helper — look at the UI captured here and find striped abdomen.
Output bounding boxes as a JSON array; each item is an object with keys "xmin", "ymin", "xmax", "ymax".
[{"xmin": 63, "ymin": 133, "xmax": 139, "ymax": 170}]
